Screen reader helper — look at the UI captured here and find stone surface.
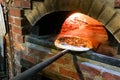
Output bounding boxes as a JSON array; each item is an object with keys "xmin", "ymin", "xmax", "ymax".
[
  {"xmin": 98, "ymin": 6, "xmax": 116, "ymax": 25},
  {"xmin": 106, "ymin": 14, "xmax": 120, "ymax": 34},
  {"xmin": 114, "ymin": 30, "xmax": 120, "ymax": 43},
  {"xmin": 79, "ymin": 0, "xmax": 93, "ymax": 14},
  {"xmin": 88, "ymin": 0, "xmax": 105, "ymax": 19},
  {"xmin": 25, "ymin": 2, "xmax": 47, "ymax": 25}
]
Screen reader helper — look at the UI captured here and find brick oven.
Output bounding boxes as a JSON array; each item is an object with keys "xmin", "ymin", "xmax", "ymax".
[{"xmin": 1, "ymin": 0, "xmax": 120, "ymax": 80}]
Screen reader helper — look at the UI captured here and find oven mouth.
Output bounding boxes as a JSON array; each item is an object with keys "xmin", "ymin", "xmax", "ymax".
[
  {"xmin": 26, "ymin": 10, "xmax": 120, "ymax": 68},
  {"xmin": 31, "ymin": 11, "xmax": 74, "ymax": 36},
  {"xmin": 29, "ymin": 11, "xmax": 119, "ymax": 53}
]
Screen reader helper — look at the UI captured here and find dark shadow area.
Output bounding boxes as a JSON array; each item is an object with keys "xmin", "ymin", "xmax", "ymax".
[
  {"xmin": 31, "ymin": 11, "xmax": 74, "ymax": 36},
  {"xmin": 41, "ymin": 76, "xmax": 52, "ymax": 80}
]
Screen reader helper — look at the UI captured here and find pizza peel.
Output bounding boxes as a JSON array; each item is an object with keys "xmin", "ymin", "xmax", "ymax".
[{"xmin": 13, "ymin": 13, "xmax": 108, "ymax": 80}]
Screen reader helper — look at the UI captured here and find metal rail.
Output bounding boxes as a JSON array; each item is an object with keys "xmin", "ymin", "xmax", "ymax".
[{"xmin": 12, "ymin": 49, "xmax": 69, "ymax": 80}]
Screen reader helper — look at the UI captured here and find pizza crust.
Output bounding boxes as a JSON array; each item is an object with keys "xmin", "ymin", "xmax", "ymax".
[{"xmin": 55, "ymin": 36, "xmax": 93, "ymax": 51}]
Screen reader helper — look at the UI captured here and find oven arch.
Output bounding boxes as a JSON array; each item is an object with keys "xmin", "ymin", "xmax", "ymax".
[{"xmin": 25, "ymin": 0, "xmax": 120, "ymax": 43}]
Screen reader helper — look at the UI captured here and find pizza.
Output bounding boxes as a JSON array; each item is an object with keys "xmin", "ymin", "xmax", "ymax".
[
  {"xmin": 54, "ymin": 12, "xmax": 108, "ymax": 51},
  {"xmin": 55, "ymin": 35, "xmax": 93, "ymax": 51}
]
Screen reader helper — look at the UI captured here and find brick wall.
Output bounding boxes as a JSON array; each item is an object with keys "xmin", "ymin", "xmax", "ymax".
[
  {"xmin": 2, "ymin": 0, "xmax": 120, "ymax": 80},
  {"xmin": 3, "ymin": 0, "xmax": 31, "ymax": 79},
  {"xmin": 22, "ymin": 42, "xmax": 120, "ymax": 80}
]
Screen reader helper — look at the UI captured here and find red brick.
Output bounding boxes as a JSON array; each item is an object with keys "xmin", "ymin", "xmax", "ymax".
[
  {"xmin": 26, "ymin": 56, "xmax": 35, "ymax": 64},
  {"xmin": 16, "ymin": 35, "xmax": 24, "ymax": 43},
  {"xmin": 14, "ymin": 18, "xmax": 22, "ymax": 26},
  {"xmin": 13, "ymin": 41, "xmax": 25, "ymax": 50},
  {"xmin": 11, "ymin": 32, "xmax": 16, "ymax": 41},
  {"xmin": 20, "ymin": 54, "xmax": 35, "ymax": 64},
  {"xmin": 28, "ymin": 48, "xmax": 49, "ymax": 59},
  {"xmin": 46, "ymin": 63, "xmax": 59, "ymax": 73},
  {"xmin": 9, "ymin": 8, "xmax": 22, "ymax": 17},
  {"xmin": 13, "ymin": 0, "xmax": 21, "ymax": 8},
  {"xmin": 79, "ymin": 64, "xmax": 101, "ymax": 77},
  {"xmin": 9, "ymin": 16, "xmax": 14, "ymax": 24},
  {"xmin": 13, "ymin": 0, "xmax": 31, "ymax": 9},
  {"xmin": 9, "ymin": 16, "xmax": 22, "ymax": 26},
  {"xmin": 21, "ymin": 0, "xmax": 31, "ymax": 9},
  {"xmin": 59, "ymin": 67, "xmax": 80, "ymax": 80},
  {"xmin": 56, "ymin": 57, "xmax": 71, "ymax": 65},
  {"xmin": 5, "ymin": 34, "xmax": 10, "ymax": 47},
  {"xmin": 0, "ymin": 0, "xmax": 4, "ymax": 4},
  {"xmin": 11, "ymin": 26, "xmax": 22, "ymax": 34},
  {"xmin": 103, "ymin": 72, "xmax": 120, "ymax": 80}
]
